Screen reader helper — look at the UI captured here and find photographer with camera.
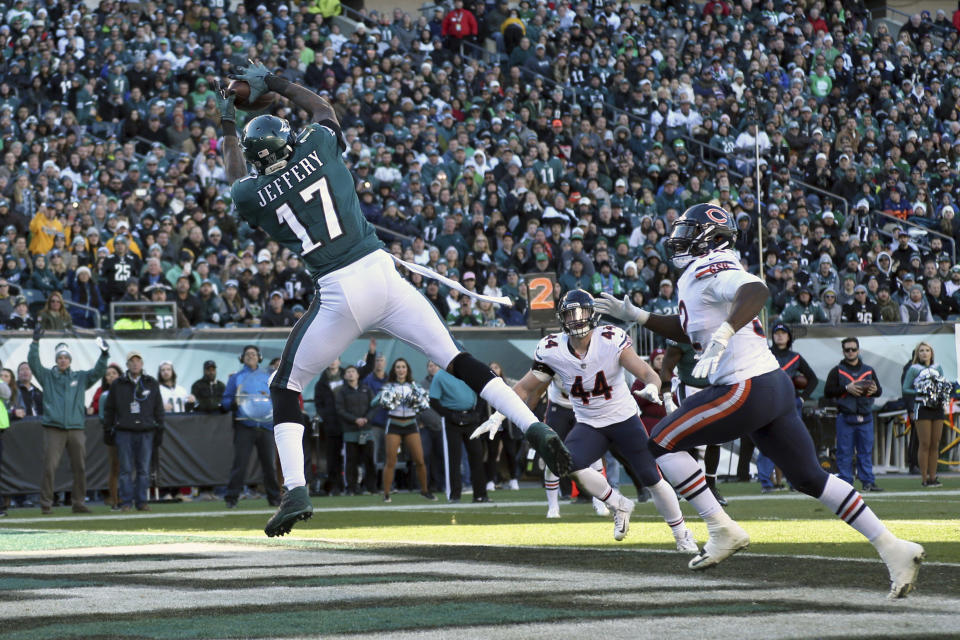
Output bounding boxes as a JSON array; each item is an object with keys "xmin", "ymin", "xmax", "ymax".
[{"xmin": 824, "ymin": 338, "xmax": 883, "ymax": 492}]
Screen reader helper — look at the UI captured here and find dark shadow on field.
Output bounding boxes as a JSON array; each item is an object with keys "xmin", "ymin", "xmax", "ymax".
[{"xmin": 373, "ymin": 543, "xmax": 960, "ymax": 599}]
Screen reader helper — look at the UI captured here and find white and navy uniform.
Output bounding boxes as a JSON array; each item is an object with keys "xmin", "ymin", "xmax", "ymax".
[
  {"xmin": 533, "ymin": 325, "xmax": 637, "ymax": 427},
  {"xmin": 649, "ymin": 248, "xmax": 834, "ymax": 502},
  {"xmin": 531, "ymin": 326, "xmax": 663, "ymax": 485}
]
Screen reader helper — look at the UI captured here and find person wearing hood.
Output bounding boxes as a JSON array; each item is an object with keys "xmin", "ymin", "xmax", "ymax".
[
  {"xmin": 874, "ymin": 251, "xmax": 894, "ymax": 289},
  {"xmin": 808, "ymin": 254, "xmax": 839, "ymax": 297},
  {"xmin": 900, "ymin": 284, "xmax": 934, "ymax": 322},
  {"xmin": 842, "ymin": 285, "xmax": 881, "ymax": 323},
  {"xmin": 733, "ymin": 211, "xmax": 757, "ymax": 266},
  {"xmin": 820, "ymin": 288, "xmax": 842, "ymax": 325},
  {"xmin": 780, "ymin": 286, "xmax": 828, "ymax": 324}
]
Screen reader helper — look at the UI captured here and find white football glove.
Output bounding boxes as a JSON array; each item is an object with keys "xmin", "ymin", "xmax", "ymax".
[
  {"xmin": 663, "ymin": 392, "xmax": 678, "ymax": 414},
  {"xmin": 595, "ymin": 293, "xmax": 650, "ymax": 324},
  {"xmin": 470, "ymin": 411, "xmax": 505, "ymax": 440},
  {"xmin": 95, "ymin": 336, "xmax": 109, "ymax": 353},
  {"xmin": 632, "ymin": 383, "xmax": 662, "ymax": 405},
  {"xmin": 692, "ymin": 322, "xmax": 736, "ymax": 379}
]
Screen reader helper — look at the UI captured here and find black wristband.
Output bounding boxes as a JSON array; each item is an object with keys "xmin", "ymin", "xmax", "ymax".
[
  {"xmin": 265, "ymin": 74, "xmax": 292, "ymax": 94},
  {"xmin": 222, "ymin": 120, "xmax": 237, "ymax": 138}
]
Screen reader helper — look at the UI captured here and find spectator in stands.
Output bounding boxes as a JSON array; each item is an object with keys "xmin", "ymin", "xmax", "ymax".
[
  {"xmin": 875, "ymin": 285, "xmax": 901, "ymax": 322},
  {"xmin": 105, "ymin": 350, "xmax": 164, "ymax": 512},
  {"xmin": 842, "ymin": 285, "xmax": 880, "ymax": 323},
  {"xmin": 7, "ymin": 296, "xmax": 34, "ymax": 331},
  {"xmin": 900, "ymin": 284, "xmax": 934, "ymax": 322},
  {"xmin": 191, "ymin": 360, "xmax": 225, "ymax": 414},
  {"xmin": 820, "ymin": 288, "xmax": 842, "ymax": 325},
  {"xmin": 261, "ymin": 290, "xmax": 296, "ymax": 327},
  {"xmin": 37, "ymin": 291, "xmax": 72, "ymax": 331},
  {"xmin": 824, "ymin": 337, "xmax": 883, "ymax": 493},
  {"xmin": 925, "ymin": 278, "xmax": 956, "ymax": 321},
  {"xmin": 29, "ymin": 327, "xmax": 109, "ymax": 514},
  {"xmin": 781, "ymin": 287, "xmax": 828, "ymax": 325}
]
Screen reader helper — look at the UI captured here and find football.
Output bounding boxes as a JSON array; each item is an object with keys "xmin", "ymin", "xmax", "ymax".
[
  {"xmin": 793, "ymin": 373, "xmax": 808, "ymax": 390},
  {"xmin": 227, "ymin": 79, "xmax": 277, "ymax": 111}
]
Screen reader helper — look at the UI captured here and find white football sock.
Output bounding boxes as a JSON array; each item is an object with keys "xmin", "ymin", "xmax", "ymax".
[
  {"xmin": 648, "ymin": 478, "xmax": 687, "ymax": 534},
  {"xmin": 573, "ymin": 466, "xmax": 618, "ymax": 504},
  {"xmin": 657, "ymin": 451, "xmax": 723, "ymax": 519},
  {"xmin": 589, "ymin": 458, "xmax": 604, "ymax": 473},
  {"xmin": 545, "ymin": 469, "xmax": 560, "ymax": 512},
  {"xmin": 480, "ymin": 377, "xmax": 539, "ymax": 431},
  {"xmin": 817, "ymin": 474, "xmax": 887, "ymax": 541},
  {"xmin": 274, "ymin": 422, "xmax": 306, "ymax": 489}
]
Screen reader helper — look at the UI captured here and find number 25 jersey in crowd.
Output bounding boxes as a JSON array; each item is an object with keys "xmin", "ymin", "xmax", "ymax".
[
  {"xmin": 533, "ymin": 325, "xmax": 637, "ymax": 428},
  {"xmin": 231, "ymin": 120, "xmax": 383, "ymax": 280},
  {"xmin": 677, "ymin": 248, "xmax": 779, "ymax": 386}
]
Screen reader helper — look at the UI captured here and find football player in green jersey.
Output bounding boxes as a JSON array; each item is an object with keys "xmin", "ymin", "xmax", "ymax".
[
  {"xmin": 661, "ymin": 340, "xmax": 727, "ymax": 506},
  {"xmin": 218, "ymin": 63, "xmax": 572, "ymax": 537}
]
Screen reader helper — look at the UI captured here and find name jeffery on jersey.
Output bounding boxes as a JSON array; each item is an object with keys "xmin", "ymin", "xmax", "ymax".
[
  {"xmin": 677, "ymin": 248, "xmax": 779, "ymax": 386},
  {"xmin": 533, "ymin": 325, "xmax": 638, "ymax": 427}
]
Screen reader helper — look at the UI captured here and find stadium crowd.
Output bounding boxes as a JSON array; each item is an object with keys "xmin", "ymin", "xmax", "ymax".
[{"xmin": 0, "ymin": 0, "xmax": 958, "ymax": 333}]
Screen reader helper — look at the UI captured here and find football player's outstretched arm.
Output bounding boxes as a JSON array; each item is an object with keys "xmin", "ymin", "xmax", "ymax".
[
  {"xmin": 512, "ymin": 370, "xmax": 552, "ymax": 409},
  {"xmin": 470, "ymin": 370, "xmax": 550, "ymax": 440},
  {"xmin": 214, "ymin": 84, "xmax": 247, "ymax": 184},
  {"xmin": 234, "ymin": 60, "xmax": 338, "ymax": 125},
  {"xmin": 621, "ymin": 346, "xmax": 663, "ymax": 404},
  {"xmin": 644, "ymin": 314, "xmax": 689, "ymax": 343}
]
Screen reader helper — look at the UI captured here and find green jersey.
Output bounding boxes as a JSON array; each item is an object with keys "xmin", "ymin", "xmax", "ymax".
[
  {"xmin": 533, "ymin": 158, "xmax": 564, "ymax": 186},
  {"xmin": 666, "ymin": 339, "xmax": 709, "ymax": 388},
  {"xmin": 232, "ymin": 122, "xmax": 383, "ymax": 280}
]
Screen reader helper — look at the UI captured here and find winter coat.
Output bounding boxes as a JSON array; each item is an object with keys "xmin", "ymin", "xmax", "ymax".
[{"xmin": 27, "ymin": 341, "xmax": 108, "ymax": 429}]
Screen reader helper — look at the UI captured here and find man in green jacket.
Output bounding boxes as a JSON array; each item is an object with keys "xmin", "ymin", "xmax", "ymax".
[{"xmin": 29, "ymin": 327, "xmax": 110, "ymax": 514}]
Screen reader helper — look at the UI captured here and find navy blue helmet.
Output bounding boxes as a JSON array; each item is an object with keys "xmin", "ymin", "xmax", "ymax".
[
  {"xmin": 557, "ymin": 288, "xmax": 597, "ymax": 338},
  {"xmin": 665, "ymin": 203, "xmax": 737, "ymax": 269}
]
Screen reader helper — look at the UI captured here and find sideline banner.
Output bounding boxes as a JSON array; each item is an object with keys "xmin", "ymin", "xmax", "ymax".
[{"xmin": 0, "ymin": 414, "xmax": 267, "ymax": 494}]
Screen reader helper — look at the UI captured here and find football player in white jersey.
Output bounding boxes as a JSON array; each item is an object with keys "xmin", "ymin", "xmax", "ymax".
[
  {"xmin": 596, "ymin": 203, "xmax": 924, "ymax": 598},
  {"xmin": 474, "ymin": 289, "xmax": 698, "ymax": 551}
]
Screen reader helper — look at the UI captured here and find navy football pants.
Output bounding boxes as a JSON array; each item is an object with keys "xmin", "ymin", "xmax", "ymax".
[{"xmin": 649, "ymin": 369, "xmax": 828, "ymax": 497}]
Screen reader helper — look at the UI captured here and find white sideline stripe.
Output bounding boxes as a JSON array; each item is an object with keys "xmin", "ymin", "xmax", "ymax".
[
  {"xmin": 2, "ymin": 525, "xmax": 958, "ymax": 568},
  {"xmin": 3, "ymin": 488, "xmax": 958, "ymax": 526}
]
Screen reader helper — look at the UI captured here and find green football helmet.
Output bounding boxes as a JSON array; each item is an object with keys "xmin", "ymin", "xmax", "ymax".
[{"xmin": 240, "ymin": 115, "xmax": 295, "ymax": 175}]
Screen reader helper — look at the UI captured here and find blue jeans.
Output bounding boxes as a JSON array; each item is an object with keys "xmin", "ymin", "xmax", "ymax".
[
  {"xmin": 116, "ymin": 430, "xmax": 153, "ymax": 508},
  {"xmin": 835, "ymin": 413, "xmax": 875, "ymax": 486}
]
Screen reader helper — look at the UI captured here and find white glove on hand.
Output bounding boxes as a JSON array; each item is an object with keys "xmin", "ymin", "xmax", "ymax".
[
  {"xmin": 692, "ymin": 322, "xmax": 736, "ymax": 379},
  {"xmin": 95, "ymin": 337, "xmax": 109, "ymax": 353},
  {"xmin": 632, "ymin": 383, "xmax": 662, "ymax": 405},
  {"xmin": 470, "ymin": 411, "xmax": 505, "ymax": 440},
  {"xmin": 595, "ymin": 293, "xmax": 650, "ymax": 324},
  {"xmin": 663, "ymin": 392, "xmax": 678, "ymax": 414}
]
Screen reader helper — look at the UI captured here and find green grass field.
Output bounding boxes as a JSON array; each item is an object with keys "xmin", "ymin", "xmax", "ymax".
[{"xmin": 2, "ymin": 478, "xmax": 959, "ymax": 639}]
